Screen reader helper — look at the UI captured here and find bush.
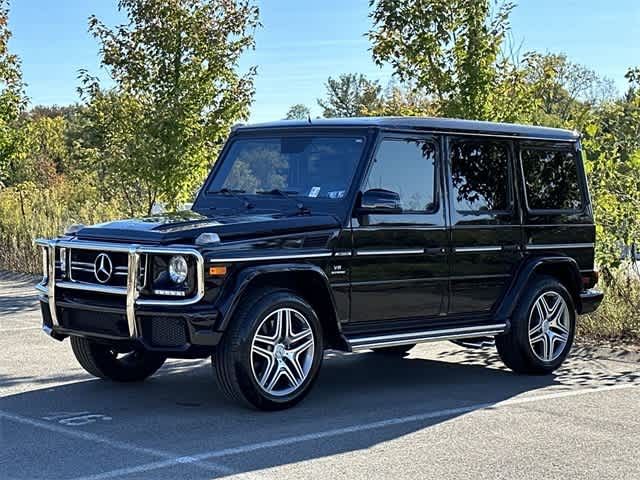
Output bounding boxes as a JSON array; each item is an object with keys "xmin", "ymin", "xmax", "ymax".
[
  {"xmin": 0, "ymin": 177, "xmax": 126, "ymax": 273},
  {"xmin": 579, "ymin": 266, "xmax": 640, "ymax": 342}
]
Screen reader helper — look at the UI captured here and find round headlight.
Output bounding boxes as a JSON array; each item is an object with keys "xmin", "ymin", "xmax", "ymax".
[{"xmin": 168, "ymin": 255, "xmax": 188, "ymax": 284}]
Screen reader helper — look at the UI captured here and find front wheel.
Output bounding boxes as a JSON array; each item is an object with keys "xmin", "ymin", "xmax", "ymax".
[
  {"xmin": 70, "ymin": 336, "xmax": 166, "ymax": 382},
  {"xmin": 496, "ymin": 276, "xmax": 575, "ymax": 374},
  {"xmin": 214, "ymin": 289, "xmax": 323, "ymax": 410}
]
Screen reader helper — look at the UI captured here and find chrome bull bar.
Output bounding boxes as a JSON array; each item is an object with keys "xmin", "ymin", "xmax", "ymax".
[{"xmin": 35, "ymin": 239, "xmax": 205, "ymax": 338}]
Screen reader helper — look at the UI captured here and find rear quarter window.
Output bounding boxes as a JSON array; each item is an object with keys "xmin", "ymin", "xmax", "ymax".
[{"xmin": 521, "ymin": 147, "xmax": 583, "ymax": 211}]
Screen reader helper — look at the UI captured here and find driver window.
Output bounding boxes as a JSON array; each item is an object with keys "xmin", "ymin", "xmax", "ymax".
[{"xmin": 363, "ymin": 139, "xmax": 437, "ymax": 213}]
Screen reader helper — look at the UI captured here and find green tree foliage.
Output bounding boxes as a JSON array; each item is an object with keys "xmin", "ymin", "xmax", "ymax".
[
  {"xmin": 284, "ymin": 103, "xmax": 310, "ymax": 120},
  {"xmin": 0, "ymin": 0, "xmax": 26, "ymax": 186},
  {"xmin": 582, "ymin": 68, "xmax": 640, "ymax": 278},
  {"xmin": 369, "ymin": 0, "xmax": 514, "ymax": 120},
  {"xmin": 317, "ymin": 73, "xmax": 382, "ymax": 117},
  {"xmin": 79, "ymin": 0, "xmax": 260, "ymax": 214},
  {"xmin": 364, "ymin": 80, "xmax": 435, "ymax": 116}
]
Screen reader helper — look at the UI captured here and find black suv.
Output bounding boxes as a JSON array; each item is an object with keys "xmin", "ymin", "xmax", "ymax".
[{"xmin": 36, "ymin": 117, "xmax": 603, "ymax": 410}]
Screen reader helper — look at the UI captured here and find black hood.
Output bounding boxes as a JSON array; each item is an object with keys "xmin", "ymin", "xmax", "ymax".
[{"xmin": 74, "ymin": 210, "xmax": 340, "ymax": 244}]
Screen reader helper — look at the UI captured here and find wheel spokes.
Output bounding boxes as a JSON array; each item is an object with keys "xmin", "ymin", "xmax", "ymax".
[
  {"xmin": 250, "ymin": 307, "xmax": 315, "ymax": 397},
  {"xmin": 528, "ymin": 291, "xmax": 571, "ymax": 363}
]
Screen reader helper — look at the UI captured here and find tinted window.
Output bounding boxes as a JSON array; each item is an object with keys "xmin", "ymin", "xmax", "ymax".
[
  {"xmin": 363, "ymin": 139, "xmax": 437, "ymax": 212},
  {"xmin": 522, "ymin": 149, "xmax": 582, "ymax": 210},
  {"xmin": 450, "ymin": 141, "xmax": 510, "ymax": 212},
  {"xmin": 209, "ymin": 136, "xmax": 364, "ymax": 200}
]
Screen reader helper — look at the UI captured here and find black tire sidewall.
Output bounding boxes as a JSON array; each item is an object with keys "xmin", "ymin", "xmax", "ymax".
[
  {"xmin": 512, "ymin": 277, "xmax": 576, "ymax": 372},
  {"xmin": 230, "ymin": 290, "xmax": 324, "ymax": 409}
]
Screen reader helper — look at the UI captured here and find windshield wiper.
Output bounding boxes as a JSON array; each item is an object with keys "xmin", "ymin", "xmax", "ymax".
[
  {"xmin": 209, "ymin": 188, "xmax": 254, "ymax": 210},
  {"xmin": 255, "ymin": 189, "xmax": 310, "ymax": 215}
]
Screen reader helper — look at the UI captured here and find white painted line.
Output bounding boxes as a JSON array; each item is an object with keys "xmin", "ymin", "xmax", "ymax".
[
  {"xmin": 0, "ymin": 410, "xmax": 233, "ymax": 475},
  {"xmin": 71, "ymin": 383, "xmax": 639, "ymax": 480}
]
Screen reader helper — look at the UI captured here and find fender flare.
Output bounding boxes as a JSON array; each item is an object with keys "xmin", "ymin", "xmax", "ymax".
[
  {"xmin": 494, "ymin": 255, "xmax": 582, "ymax": 324},
  {"xmin": 215, "ymin": 262, "xmax": 341, "ymax": 333}
]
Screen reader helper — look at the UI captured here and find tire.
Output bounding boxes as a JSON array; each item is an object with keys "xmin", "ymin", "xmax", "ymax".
[
  {"xmin": 70, "ymin": 336, "xmax": 166, "ymax": 382},
  {"xmin": 371, "ymin": 344, "xmax": 415, "ymax": 356},
  {"xmin": 496, "ymin": 275, "xmax": 576, "ymax": 375},
  {"xmin": 214, "ymin": 288, "xmax": 324, "ymax": 410}
]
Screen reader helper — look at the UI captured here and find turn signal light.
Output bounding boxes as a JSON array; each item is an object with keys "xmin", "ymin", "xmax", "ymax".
[{"xmin": 209, "ymin": 266, "xmax": 228, "ymax": 276}]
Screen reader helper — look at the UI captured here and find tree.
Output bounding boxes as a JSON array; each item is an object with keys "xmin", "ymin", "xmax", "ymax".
[
  {"xmin": 79, "ymin": 0, "xmax": 260, "ymax": 214},
  {"xmin": 317, "ymin": 73, "xmax": 382, "ymax": 117},
  {"xmin": 582, "ymin": 67, "xmax": 640, "ymax": 277},
  {"xmin": 284, "ymin": 104, "xmax": 310, "ymax": 120},
  {"xmin": 524, "ymin": 53, "xmax": 616, "ymax": 128},
  {"xmin": 0, "ymin": 0, "xmax": 26, "ymax": 187},
  {"xmin": 364, "ymin": 80, "xmax": 435, "ymax": 116},
  {"xmin": 369, "ymin": 0, "xmax": 514, "ymax": 120}
]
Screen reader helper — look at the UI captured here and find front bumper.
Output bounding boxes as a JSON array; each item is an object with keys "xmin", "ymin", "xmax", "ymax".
[
  {"xmin": 579, "ymin": 288, "xmax": 604, "ymax": 315},
  {"xmin": 36, "ymin": 239, "xmax": 218, "ymax": 350}
]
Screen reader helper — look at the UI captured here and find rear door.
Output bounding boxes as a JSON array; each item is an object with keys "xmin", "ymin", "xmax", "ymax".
[
  {"xmin": 350, "ymin": 133, "xmax": 449, "ymax": 324},
  {"xmin": 446, "ymin": 136, "xmax": 524, "ymax": 316}
]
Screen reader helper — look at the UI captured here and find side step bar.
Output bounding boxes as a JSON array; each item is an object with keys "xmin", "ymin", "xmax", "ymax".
[{"xmin": 345, "ymin": 323, "xmax": 507, "ymax": 351}]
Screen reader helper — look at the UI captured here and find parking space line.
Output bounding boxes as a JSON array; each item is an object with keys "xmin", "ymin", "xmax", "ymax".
[
  {"xmin": 0, "ymin": 410, "xmax": 234, "ymax": 476},
  {"xmin": 70, "ymin": 382, "xmax": 639, "ymax": 480}
]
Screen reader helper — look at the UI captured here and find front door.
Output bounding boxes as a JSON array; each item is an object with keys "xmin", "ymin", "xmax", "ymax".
[
  {"xmin": 446, "ymin": 136, "xmax": 524, "ymax": 315},
  {"xmin": 350, "ymin": 134, "xmax": 449, "ymax": 324}
]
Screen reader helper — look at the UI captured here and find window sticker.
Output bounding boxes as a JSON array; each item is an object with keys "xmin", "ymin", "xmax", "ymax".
[
  {"xmin": 308, "ymin": 186, "xmax": 321, "ymax": 198},
  {"xmin": 328, "ymin": 190, "xmax": 345, "ymax": 199}
]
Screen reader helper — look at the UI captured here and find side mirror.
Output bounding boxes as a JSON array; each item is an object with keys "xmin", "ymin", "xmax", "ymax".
[{"xmin": 357, "ymin": 188, "xmax": 402, "ymax": 214}]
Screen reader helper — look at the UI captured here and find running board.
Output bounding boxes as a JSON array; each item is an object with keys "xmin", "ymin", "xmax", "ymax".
[{"xmin": 345, "ymin": 323, "xmax": 507, "ymax": 351}]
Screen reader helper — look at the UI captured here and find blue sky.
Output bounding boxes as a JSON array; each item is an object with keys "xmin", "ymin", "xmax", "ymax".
[{"xmin": 8, "ymin": 0, "xmax": 640, "ymax": 122}]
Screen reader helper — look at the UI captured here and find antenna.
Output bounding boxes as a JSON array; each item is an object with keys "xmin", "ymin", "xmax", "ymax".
[{"xmin": 307, "ymin": 114, "xmax": 312, "ymax": 124}]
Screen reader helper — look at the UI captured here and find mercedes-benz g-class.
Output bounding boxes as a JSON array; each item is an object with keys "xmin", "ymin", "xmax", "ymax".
[{"xmin": 36, "ymin": 117, "xmax": 603, "ymax": 410}]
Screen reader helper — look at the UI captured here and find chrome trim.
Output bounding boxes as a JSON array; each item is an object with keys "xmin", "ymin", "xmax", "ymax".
[
  {"xmin": 208, "ymin": 252, "xmax": 332, "ymax": 263},
  {"xmin": 47, "ymin": 240, "xmax": 59, "ymax": 327},
  {"xmin": 34, "ymin": 239, "xmax": 206, "ymax": 338},
  {"xmin": 454, "ymin": 246, "xmax": 502, "ymax": 253},
  {"xmin": 56, "ymin": 280, "xmax": 126, "ymax": 295},
  {"xmin": 356, "ymin": 248, "xmax": 425, "ymax": 256},
  {"xmin": 525, "ymin": 243, "xmax": 594, "ymax": 251},
  {"xmin": 349, "ymin": 324, "xmax": 507, "ymax": 350},
  {"xmin": 126, "ymin": 247, "xmax": 140, "ymax": 338},
  {"xmin": 334, "ymin": 251, "xmax": 352, "ymax": 257}
]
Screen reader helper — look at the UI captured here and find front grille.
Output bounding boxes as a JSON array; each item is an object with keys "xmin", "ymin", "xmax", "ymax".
[
  {"xmin": 59, "ymin": 308, "xmax": 130, "ymax": 337},
  {"xmin": 143, "ymin": 317, "xmax": 188, "ymax": 347},
  {"xmin": 70, "ymin": 250, "xmax": 129, "ymax": 287}
]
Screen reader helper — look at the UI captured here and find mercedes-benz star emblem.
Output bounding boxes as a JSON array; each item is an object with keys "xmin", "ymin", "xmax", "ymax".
[{"xmin": 94, "ymin": 253, "xmax": 113, "ymax": 284}]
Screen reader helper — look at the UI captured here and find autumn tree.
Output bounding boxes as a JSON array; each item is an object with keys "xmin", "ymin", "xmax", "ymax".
[
  {"xmin": 317, "ymin": 73, "xmax": 382, "ymax": 117},
  {"xmin": 80, "ymin": 0, "xmax": 260, "ymax": 214}
]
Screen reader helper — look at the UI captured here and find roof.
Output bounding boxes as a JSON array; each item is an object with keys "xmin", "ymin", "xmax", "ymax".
[{"xmin": 234, "ymin": 116, "xmax": 579, "ymax": 141}]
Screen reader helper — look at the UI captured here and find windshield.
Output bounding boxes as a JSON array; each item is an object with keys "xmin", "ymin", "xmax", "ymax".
[{"xmin": 207, "ymin": 136, "xmax": 365, "ymax": 201}]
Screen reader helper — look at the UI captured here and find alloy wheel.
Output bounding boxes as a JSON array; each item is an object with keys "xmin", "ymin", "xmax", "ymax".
[
  {"xmin": 250, "ymin": 307, "xmax": 315, "ymax": 396},
  {"xmin": 528, "ymin": 291, "xmax": 571, "ymax": 362}
]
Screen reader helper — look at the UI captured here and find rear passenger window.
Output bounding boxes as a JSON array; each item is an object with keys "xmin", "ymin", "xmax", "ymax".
[
  {"xmin": 363, "ymin": 139, "xmax": 437, "ymax": 212},
  {"xmin": 450, "ymin": 140, "xmax": 510, "ymax": 212},
  {"xmin": 521, "ymin": 148, "xmax": 583, "ymax": 210}
]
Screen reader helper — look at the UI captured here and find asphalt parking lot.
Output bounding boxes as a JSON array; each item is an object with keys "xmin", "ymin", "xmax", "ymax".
[{"xmin": 1, "ymin": 274, "xmax": 639, "ymax": 480}]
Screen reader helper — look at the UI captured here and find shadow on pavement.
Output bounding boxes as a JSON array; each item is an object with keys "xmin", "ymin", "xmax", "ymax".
[{"xmin": 4, "ymin": 344, "xmax": 638, "ymax": 479}]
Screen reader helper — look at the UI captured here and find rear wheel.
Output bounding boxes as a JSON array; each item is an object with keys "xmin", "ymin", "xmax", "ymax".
[
  {"xmin": 70, "ymin": 336, "xmax": 166, "ymax": 382},
  {"xmin": 496, "ymin": 276, "xmax": 575, "ymax": 374},
  {"xmin": 214, "ymin": 289, "xmax": 323, "ymax": 410},
  {"xmin": 371, "ymin": 344, "xmax": 415, "ymax": 356}
]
